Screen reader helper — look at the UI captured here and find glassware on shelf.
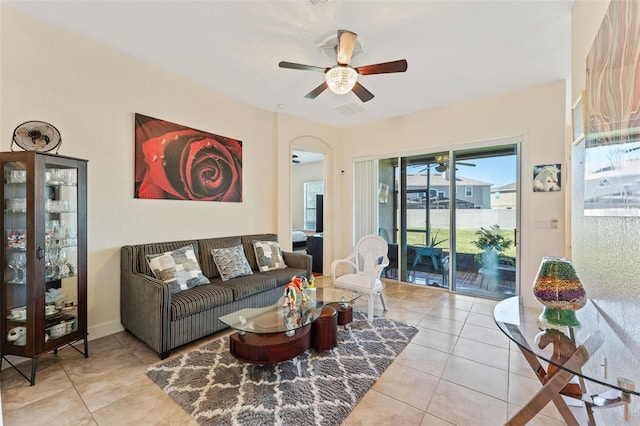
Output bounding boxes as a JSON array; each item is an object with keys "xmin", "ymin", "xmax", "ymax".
[
  {"xmin": 6, "ymin": 198, "xmax": 26, "ymax": 212},
  {"xmin": 6, "ymin": 229, "xmax": 26, "ymax": 248},
  {"xmin": 10, "ymin": 252, "xmax": 27, "ymax": 284}
]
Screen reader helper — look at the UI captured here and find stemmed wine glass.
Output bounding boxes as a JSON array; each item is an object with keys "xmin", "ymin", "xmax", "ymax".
[
  {"xmin": 8, "ymin": 253, "xmax": 20, "ymax": 283},
  {"xmin": 57, "ymin": 250, "xmax": 68, "ymax": 278},
  {"xmin": 14, "ymin": 252, "xmax": 27, "ymax": 284}
]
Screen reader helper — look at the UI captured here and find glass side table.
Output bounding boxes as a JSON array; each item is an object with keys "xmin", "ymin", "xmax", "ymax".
[{"xmin": 494, "ymin": 297, "xmax": 639, "ymax": 425}]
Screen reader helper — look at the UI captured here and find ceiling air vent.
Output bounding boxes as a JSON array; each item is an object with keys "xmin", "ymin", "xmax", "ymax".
[
  {"xmin": 308, "ymin": 0, "xmax": 329, "ymax": 6},
  {"xmin": 334, "ymin": 102, "xmax": 365, "ymax": 116}
]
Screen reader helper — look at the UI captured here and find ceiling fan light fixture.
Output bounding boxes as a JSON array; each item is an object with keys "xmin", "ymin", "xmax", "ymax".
[{"xmin": 325, "ymin": 66, "xmax": 357, "ymax": 94}]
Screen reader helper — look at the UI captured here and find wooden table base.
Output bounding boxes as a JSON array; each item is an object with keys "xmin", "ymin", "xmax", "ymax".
[{"xmin": 228, "ymin": 324, "xmax": 312, "ymax": 365}]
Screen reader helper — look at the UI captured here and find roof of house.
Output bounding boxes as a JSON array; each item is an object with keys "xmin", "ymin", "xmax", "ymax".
[{"xmin": 491, "ymin": 182, "xmax": 517, "ymax": 192}]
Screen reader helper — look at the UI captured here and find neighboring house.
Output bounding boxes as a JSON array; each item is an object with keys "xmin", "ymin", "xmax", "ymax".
[
  {"xmin": 406, "ymin": 173, "xmax": 492, "ymax": 209},
  {"xmin": 491, "ymin": 182, "xmax": 517, "ymax": 209}
]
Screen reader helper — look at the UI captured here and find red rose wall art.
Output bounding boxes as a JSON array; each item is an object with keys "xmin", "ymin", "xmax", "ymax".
[{"xmin": 134, "ymin": 114, "xmax": 242, "ymax": 202}]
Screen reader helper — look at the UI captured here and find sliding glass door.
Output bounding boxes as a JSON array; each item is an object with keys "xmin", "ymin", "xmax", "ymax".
[
  {"xmin": 373, "ymin": 142, "xmax": 519, "ymax": 299},
  {"xmin": 450, "ymin": 146, "xmax": 518, "ymax": 298}
]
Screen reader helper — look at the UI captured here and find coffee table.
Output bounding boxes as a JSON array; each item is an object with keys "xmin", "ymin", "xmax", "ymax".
[{"xmin": 219, "ymin": 287, "xmax": 360, "ymax": 374}]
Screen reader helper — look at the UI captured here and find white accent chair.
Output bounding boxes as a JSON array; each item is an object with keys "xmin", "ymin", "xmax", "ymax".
[{"xmin": 331, "ymin": 234, "xmax": 389, "ymax": 322}]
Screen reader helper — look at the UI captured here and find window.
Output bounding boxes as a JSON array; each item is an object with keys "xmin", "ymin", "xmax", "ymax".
[
  {"xmin": 495, "ymin": 192, "xmax": 501, "ymax": 199},
  {"xmin": 465, "ymin": 186, "xmax": 473, "ymax": 197},
  {"xmin": 304, "ymin": 181, "xmax": 323, "ymax": 231}
]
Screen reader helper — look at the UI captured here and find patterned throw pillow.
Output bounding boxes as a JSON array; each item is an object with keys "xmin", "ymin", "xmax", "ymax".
[
  {"xmin": 211, "ymin": 245, "xmax": 253, "ymax": 281},
  {"xmin": 145, "ymin": 245, "xmax": 210, "ymax": 294},
  {"xmin": 253, "ymin": 241, "xmax": 287, "ymax": 272}
]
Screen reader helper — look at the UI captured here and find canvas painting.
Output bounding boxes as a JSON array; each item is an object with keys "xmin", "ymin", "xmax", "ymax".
[
  {"xmin": 134, "ymin": 114, "xmax": 242, "ymax": 202},
  {"xmin": 584, "ymin": 0, "xmax": 640, "ymax": 216},
  {"xmin": 533, "ymin": 164, "xmax": 561, "ymax": 192}
]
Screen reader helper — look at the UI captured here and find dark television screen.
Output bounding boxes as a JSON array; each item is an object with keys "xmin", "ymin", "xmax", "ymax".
[{"xmin": 315, "ymin": 194, "xmax": 323, "ymax": 233}]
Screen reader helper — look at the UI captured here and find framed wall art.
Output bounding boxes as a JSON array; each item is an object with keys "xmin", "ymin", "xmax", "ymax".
[
  {"xmin": 134, "ymin": 113, "xmax": 242, "ymax": 202},
  {"xmin": 533, "ymin": 164, "xmax": 561, "ymax": 192}
]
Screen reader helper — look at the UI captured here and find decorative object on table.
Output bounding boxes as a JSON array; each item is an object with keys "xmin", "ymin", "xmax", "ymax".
[
  {"xmin": 11, "ymin": 121, "xmax": 62, "ymax": 153},
  {"xmin": 283, "ymin": 275, "xmax": 315, "ymax": 306},
  {"xmin": 535, "ymin": 328, "xmax": 582, "ymax": 399},
  {"xmin": 147, "ymin": 312, "xmax": 417, "ymax": 426},
  {"xmin": 134, "ymin": 113, "xmax": 242, "ymax": 202},
  {"xmin": 533, "ymin": 256, "xmax": 586, "ymax": 327},
  {"xmin": 533, "ymin": 164, "xmax": 561, "ymax": 192}
]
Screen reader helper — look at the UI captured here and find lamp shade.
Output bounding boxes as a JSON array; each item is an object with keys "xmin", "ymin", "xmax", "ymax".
[
  {"xmin": 325, "ymin": 66, "xmax": 357, "ymax": 94},
  {"xmin": 533, "ymin": 256, "xmax": 586, "ymax": 327}
]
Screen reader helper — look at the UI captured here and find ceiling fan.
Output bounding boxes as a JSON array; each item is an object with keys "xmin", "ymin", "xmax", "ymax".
[
  {"xmin": 420, "ymin": 155, "xmax": 477, "ymax": 173},
  {"xmin": 278, "ymin": 30, "xmax": 408, "ymax": 102}
]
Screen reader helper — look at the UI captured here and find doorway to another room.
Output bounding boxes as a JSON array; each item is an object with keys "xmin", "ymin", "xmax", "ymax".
[{"xmin": 291, "ymin": 149, "xmax": 324, "ymax": 275}]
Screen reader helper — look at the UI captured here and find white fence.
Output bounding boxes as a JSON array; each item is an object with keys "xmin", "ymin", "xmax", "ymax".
[{"xmin": 408, "ymin": 209, "xmax": 516, "ymax": 230}]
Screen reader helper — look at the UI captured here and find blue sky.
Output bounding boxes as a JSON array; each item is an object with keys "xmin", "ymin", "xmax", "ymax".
[{"xmin": 408, "ymin": 155, "xmax": 517, "ymax": 188}]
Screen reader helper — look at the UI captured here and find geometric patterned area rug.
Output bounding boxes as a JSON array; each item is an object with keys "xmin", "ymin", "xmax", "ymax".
[{"xmin": 147, "ymin": 311, "xmax": 418, "ymax": 425}]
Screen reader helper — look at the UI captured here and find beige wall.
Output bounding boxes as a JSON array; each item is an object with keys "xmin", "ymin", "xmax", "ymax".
[
  {"xmin": 342, "ymin": 81, "xmax": 568, "ymax": 307},
  {"xmin": 1, "ymin": 8, "xmax": 279, "ymax": 338}
]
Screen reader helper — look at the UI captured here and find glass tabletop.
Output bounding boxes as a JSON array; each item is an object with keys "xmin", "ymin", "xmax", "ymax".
[
  {"xmin": 494, "ymin": 297, "xmax": 639, "ymax": 396},
  {"xmin": 219, "ymin": 287, "xmax": 360, "ymax": 334}
]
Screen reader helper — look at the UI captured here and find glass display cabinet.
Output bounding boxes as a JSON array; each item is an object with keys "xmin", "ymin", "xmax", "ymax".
[{"xmin": 0, "ymin": 152, "xmax": 88, "ymax": 385}]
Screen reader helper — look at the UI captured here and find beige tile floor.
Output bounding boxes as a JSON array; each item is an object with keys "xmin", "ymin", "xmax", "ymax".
[{"xmin": 0, "ymin": 278, "xmax": 577, "ymax": 425}]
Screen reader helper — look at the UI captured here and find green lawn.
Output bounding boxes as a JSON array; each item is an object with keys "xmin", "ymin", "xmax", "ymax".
[{"xmin": 406, "ymin": 228, "xmax": 516, "ymax": 257}]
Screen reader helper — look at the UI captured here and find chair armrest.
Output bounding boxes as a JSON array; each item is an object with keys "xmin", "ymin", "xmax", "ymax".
[
  {"xmin": 282, "ymin": 251, "xmax": 312, "ymax": 279},
  {"xmin": 331, "ymin": 252, "xmax": 357, "ymax": 280},
  {"xmin": 373, "ymin": 255, "xmax": 390, "ymax": 278},
  {"xmin": 121, "ymin": 246, "xmax": 172, "ymax": 355}
]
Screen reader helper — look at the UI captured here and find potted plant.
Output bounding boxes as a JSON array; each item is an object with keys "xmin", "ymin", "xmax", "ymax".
[{"xmin": 471, "ymin": 225, "xmax": 513, "ymax": 269}]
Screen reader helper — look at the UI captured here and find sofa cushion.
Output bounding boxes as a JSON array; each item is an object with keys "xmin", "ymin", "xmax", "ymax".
[
  {"xmin": 211, "ymin": 273, "xmax": 278, "ymax": 300},
  {"xmin": 211, "ymin": 245, "xmax": 253, "ymax": 281},
  {"xmin": 170, "ymin": 284, "xmax": 234, "ymax": 320},
  {"xmin": 145, "ymin": 245, "xmax": 209, "ymax": 294},
  {"xmin": 138, "ymin": 239, "xmax": 199, "ymax": 277},
  {"xmin": 253, "ymin": 241, "xmax": 287, "ymax": 272},
  {"xmin": 241, "ymin": 234, "xmax": 277, "ymax": 270},
  {"xmin": 198, "ymin": 236, "xmax": 242, "ymax": 279},
  {"xmin": 261, "ymin": 266, "xmax": 310, "ymax": 287}
]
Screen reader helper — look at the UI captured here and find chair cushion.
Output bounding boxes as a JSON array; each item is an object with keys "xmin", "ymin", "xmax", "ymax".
[
  {"xmin": 170, "ymin": 283, "xmax": 234, "ymax": 320},
  {"xmin": 335, "ymin": 274, "xmax": 383, "ymax": 292}
]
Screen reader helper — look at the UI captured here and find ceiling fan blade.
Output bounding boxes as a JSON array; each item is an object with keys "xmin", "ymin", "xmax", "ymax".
[
  {"xmin": 457, "ymin": 162, "xmax": 476, "ymax": 167},
  {"xmin": 279, "ymin": 61, "xmax": 329, "ymax": 73},
  {"xmin": 304, "ymin": 82, "xmax": 328, "ymax": 99},
  {"xmin": 336, "ymin": 30, "xmax": 357, "ymax": 65},
  {"xmin": 351, "ymin": 81, "xmax": 374, "ymax": 102},
  {"xmin": 355, "ymin": 59, "xmax": 408, "ymax": 75}
]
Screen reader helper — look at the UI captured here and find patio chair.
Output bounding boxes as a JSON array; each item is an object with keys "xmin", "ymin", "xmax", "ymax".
[{"xmin": 331, "ymin": 234, "xmax": 389, "ymax": 322}]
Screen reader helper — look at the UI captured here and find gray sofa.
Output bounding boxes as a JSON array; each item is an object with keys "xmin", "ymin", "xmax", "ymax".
[{"xmin": 120, "ymin": 233, "xmax": 312, "ymax": 359}]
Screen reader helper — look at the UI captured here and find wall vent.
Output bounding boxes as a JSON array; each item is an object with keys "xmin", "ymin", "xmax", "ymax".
[
  {"xmin": 308, "ymin": 0, "xmax": 329, "ymax": 6},
  {"xmin": 334, "ymin": 102, "xmax": 365, "ymax": 116}
]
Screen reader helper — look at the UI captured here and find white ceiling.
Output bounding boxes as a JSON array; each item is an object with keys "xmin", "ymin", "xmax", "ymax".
[{"xmin": 5, "ymin": 0, "xmax": 573, "ymax": 128}]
